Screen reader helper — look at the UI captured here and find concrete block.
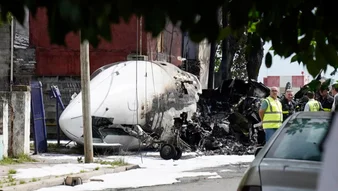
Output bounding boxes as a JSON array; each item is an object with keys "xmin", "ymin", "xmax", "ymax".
[
  {"xmin": 0, "ymin": 98, "xmax": 9, "ymax": 159},
  {"xmin": 64, "ymin": 176, "xmax": 83, "ymax": 186},
  {"xmin": 10, "ymin": 91, "xmax": 31, "ymax": 156}
]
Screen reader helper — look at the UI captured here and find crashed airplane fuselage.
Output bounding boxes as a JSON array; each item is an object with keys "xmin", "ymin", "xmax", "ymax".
[{"xmin": 59, "ymin": 60, "xmax": 202, "ymax": 158}]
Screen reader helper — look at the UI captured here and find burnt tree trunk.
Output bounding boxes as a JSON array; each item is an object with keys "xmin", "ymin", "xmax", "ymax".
[
  {"xmin": 208, "ymin": 41, "xmax": 217, "ymax": 89},
  {"xmin": 218, "ymin": 6, "xmax": 237, "ymax": 81},
  {"xmin": 220, "ymin": 36, "xmax": 237, "ymax": 80},
  {"xmin": 246, "ymin": 36, "xmax": 264, "ymax": 80}
]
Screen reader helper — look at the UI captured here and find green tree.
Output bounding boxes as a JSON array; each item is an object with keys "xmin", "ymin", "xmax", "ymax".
[
  {"xmin": 1, "ymin": 0, "xmax": 337, "ymax": 76},
  {"xmin": 0, "ymin": 12, "xmax": 13, "ymax": 26},
  {"xmin": 232, "ymin": 34, "xmax": 248, "ymax": 80},
  {"xmin": 215, "ymin": 34, "xmax": 248, "ymax": 80}
]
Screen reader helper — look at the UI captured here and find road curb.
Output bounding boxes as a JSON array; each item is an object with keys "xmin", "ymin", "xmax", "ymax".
[{"xmin": 0, "ymin": 164, "xmax": 140, "ymax": 191}]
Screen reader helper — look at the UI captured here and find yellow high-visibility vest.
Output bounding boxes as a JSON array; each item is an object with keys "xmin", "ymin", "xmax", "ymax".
[
  {"xmin": 263, "ymin": 96, "xmax": 283, "ymax": 129},
  {"xmin": 323, "ymin": 108, "xmax": 331, "ymax": 112},
  {"xmin": 308, "ymin": 100, "xmax": 321, "ymax": 111}
]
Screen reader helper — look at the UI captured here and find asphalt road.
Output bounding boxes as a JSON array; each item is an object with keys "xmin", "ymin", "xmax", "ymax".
[{"xmin": 102, "ymin": 163, "xmax": 250, "ymax": 191}]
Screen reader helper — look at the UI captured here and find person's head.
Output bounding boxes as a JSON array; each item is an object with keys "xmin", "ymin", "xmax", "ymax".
[
  {"xmin": 270, "ymin": 86, "xmax": 279, "ymax": 99},
  {"xmin": 307, "ymin": 91, "xmax": 315, "ymax": 99},
  {"xmin": 285, "ymin": 89, "xmax": 293, "ymax": 101},
  {"xmin": 320, "ymin": 86, "xmax": 329, "ymax": 97},
  {"xmin": 331, "ymin": 83, "xmax": 338, "ymax": 96}
]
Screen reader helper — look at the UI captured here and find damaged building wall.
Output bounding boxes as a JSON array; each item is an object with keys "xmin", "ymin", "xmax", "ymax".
[
  {"xmin": 14, "ymin": 8, "xmax": 36, "ymax": 86},
  {"xmin": 0, "ymin": 8, "xmax": 34, "ymax": 91},
  {"xmin": 147, "ymin": 22, "xmax": 182, "ymax": 66},
  {"xmin": 182, "ymin": 34, "xmax": 211, "ymax": 89},
  {"xmin": 0, "ymin": 24, "xmax": 11, "ymax": 91},
  {"xmin": 180, "ymin": 32, "xmax": 200, "ymax": 77}
]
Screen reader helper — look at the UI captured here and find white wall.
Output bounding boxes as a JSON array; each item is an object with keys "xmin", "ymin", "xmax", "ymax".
[{"xmin": 198, "ymin": 39, "xmax": 211, "ymax": 89}]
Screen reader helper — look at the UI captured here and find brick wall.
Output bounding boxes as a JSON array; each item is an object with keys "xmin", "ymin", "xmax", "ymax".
[{"xmin": 30, "ymin": 8, "xmax": 148, "ymax": 76}]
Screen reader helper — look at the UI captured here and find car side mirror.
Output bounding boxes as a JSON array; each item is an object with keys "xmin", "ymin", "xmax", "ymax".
[{"xmin": 254, "ymin": 147, "xmax": 263, "ymax": 157}]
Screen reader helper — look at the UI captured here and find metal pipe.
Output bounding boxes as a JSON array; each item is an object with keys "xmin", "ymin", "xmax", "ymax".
[
  {"xmin": 140, "ymin": 17, "xmax": 142, "ymax": 55},
  {"xmin": 10, "ymin": 16, "xmax": 14, "ymax": 91}
]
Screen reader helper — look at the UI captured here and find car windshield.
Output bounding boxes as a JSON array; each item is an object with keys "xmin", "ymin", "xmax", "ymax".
[{"xmin": 265, "ymin": 117, "xmax": 329, "ymax": 161}]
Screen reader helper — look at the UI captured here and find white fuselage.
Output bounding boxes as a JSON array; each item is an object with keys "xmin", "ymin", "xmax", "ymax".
[{"xmin": 59, "ymin": 60, "xmax": 201, "ymax": 150}]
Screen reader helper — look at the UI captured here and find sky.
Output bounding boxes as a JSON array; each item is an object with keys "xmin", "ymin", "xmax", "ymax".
[{"xmin": 257, "ymin": 42, "xmax": 338, "ymax": 83}]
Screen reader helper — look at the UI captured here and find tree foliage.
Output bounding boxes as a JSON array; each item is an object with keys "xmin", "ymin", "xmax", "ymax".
[
  {"xmin": 0, "ymin": 12, "xmax": 13, "ymax": 26},
  {"xmin": 215, "ymin": 33, "xmax": 248, "ymax": 80},
  {"xmin": 232, "ymin": 34, "xmax": 248, "ymax": 80},
  {"xmin": 1, "ymin": 0, "xmax": 338, "ymax": 76}
]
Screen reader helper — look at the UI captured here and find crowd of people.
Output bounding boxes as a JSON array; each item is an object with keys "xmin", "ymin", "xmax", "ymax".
[{"xmin": 258, "ymin": 82, "xmax": 338, "ymax": 142}]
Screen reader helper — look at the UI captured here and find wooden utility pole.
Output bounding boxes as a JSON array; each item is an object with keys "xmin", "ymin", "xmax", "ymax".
[{"xmin": 80, "ymin": 32, "xmax": 94, "ymax": 163}]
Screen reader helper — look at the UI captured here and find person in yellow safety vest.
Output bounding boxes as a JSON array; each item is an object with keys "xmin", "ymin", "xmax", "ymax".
[
  {"xmin": 259, "ymin": 86, "xmax": 283, "ymax": 142},
  {"xmin": 304, "ymin": 91, "xmax": 323, "ymax": 111}
]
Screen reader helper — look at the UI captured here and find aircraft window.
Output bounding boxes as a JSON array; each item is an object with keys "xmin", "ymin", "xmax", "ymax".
[
  {"xmin": 90, "ymin": 62, "xmax": 121, "ymax": 80},
  {"xmin": 161, "ymin": 63, "xmax": 167, "ymax": 66},
  {"xmin": 90, "ymin": 69, "xmax": 103, "ymax": 80}
]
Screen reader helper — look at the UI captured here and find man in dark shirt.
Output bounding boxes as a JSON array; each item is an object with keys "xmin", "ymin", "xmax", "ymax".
[
  {"xmin": 319, "ymin": 86, "xmax": 334, "ymax": 112},
  {"xmin": 280, "ymin": 89, "xmax": 296, "ymax": 121}
]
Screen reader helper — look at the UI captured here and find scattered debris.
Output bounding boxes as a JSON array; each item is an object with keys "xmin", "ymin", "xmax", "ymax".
[{"xmin": 178, "ymin": 79, "xmax": 269, "ymax": 156}]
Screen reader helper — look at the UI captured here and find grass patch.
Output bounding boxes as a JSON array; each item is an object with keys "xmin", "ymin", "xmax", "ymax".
[
  {"xmin": 8, "ymin": 182, "xmax": 16, "ymax": 186},
  {"xmin": 7, "ymin": 175, "xmax": 15, "ymax": 183},
  {"xmin": 94, "ymin": 167, "xmax": 100, "ymax": 171},
  {"xmin": 19, "ymin": 180, "xmax": 26, "ymax": 184},
  {"xmin": 0, "ymin": 154, "xmax": 37, "ymax": 165},
  {"xmin": 80, "ymin": 170, "xmax": 86, "ymax": 173},
  {"xmin": 31, "ymin": 178, "xmax": 37, "ymax": 182},
  {"xmin": 8, "ymin": 169, "xmax": 16, "ymax": 174},
  {"xmin": 94, "ymin": 158, "xmax": 128, "ymax": 167}
]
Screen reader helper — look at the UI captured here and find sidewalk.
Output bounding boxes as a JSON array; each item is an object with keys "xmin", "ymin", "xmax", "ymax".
[{"xmin": 0, "ymin": 154, "xmax": 140, "ymax": 191}]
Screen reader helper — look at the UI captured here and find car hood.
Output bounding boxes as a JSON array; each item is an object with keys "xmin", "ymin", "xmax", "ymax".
[{"xmin": 259, "ymin": 158, "xmax": 321, "ymax": 191}]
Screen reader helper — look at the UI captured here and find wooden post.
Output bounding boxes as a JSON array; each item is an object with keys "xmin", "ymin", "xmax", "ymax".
[{"xmin": 80, "ymin": 32, "xmax": 93, "ymax": 163}]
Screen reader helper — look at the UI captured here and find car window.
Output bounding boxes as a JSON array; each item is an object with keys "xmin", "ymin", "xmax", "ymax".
[{"xmin": 265, "ymin": 117, "xmax": 329, "ymax": 161}]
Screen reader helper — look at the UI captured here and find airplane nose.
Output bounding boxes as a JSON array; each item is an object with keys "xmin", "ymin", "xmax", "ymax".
[{"xmin": 58, "ymin": 96, "xmax": 84, "ymax": 140}]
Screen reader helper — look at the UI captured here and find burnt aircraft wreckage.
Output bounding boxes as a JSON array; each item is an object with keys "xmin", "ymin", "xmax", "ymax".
[{"xmin": 59, "ymin": 60, "xmax": 270, "ymax": 160}]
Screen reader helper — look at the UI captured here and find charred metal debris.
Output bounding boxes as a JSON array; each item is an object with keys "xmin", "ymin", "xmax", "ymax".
[
  {"xmin": 91, "ymin": 79, "xmax": 270, "ymax": 159},
  {"xmin": 178, "ymin": 79, "xmax": 269, "ymax": 156}
]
